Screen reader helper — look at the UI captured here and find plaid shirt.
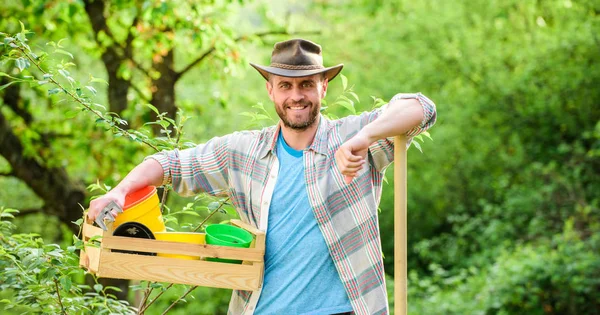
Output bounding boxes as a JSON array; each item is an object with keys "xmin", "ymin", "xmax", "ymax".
[{"xmin": 149, "ymin": 93, "xmax": 436, "ymax": 314}]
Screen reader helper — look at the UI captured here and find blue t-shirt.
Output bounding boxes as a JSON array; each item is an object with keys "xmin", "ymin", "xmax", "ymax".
[{"xmin": 254, "ymin": 132, "xmax": 353, "ymax": 315}]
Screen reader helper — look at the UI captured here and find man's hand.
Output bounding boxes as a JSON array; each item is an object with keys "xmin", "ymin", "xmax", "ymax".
[
  {"xmin": 87, "ymin": 189, "xmax": 127, "ymax": 221},
  {"xmin": 335, "ymin": 132, "xmax": 372, "ymax": 184}
]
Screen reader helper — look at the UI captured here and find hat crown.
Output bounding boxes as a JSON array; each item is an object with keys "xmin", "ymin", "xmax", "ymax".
[
  {"xmin": 249, "ymin": 38, "xmax": 343, "ymax": 81},
  {"xmin": 270, "ymin": 39, "xmax": 324, "ymax": 68}
]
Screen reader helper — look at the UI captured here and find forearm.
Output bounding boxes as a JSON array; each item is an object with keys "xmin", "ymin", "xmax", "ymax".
[
  {"xmin": 112, "ymin": 158, "xmax": 165, "ymax": 195},
  {"xmin": 360, "ymin": 98, "xmax": 424, "ymax": 143}
]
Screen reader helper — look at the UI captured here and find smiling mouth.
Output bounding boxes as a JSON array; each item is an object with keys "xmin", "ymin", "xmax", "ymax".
[{"xmin": 288, "ymin": 105, "xmax": 308, "ymax": 110}]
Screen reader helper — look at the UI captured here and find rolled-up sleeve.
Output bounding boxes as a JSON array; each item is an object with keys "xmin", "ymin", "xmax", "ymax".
[
  {"xmin": 144, "ymin": 134, "xmax": 230, "ymax": 197},
  {"xmin": 402, "ymin": 92, "xmax": 437, "ymax": 137},
  {"xmin": 357, "ymin": 92, "xmax": 437, "ymax": 172}
]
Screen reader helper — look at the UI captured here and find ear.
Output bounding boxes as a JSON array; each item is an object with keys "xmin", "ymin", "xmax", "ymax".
[
  {"xmin": 266, "ymin": 81, "xmax": 274, "ymax": 102},
  {"xmin": 321, "ymin": 78, "xmax": 329, "ymax": 98}
]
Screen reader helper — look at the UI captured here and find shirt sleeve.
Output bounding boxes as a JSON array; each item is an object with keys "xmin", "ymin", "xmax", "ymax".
[
  {"xmin": 338, "ymin": 92, "xmax": 437, "ymax": 172},
  {"xmin": 144, "ymin": 134, "xmax": 231, "ymax": 197}
]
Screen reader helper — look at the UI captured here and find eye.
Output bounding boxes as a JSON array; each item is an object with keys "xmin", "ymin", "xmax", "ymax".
[
  {"xmin": 302, "ymin": 82, "xmax": 314, "ymax": 88},
  {"xmin": 279, "ymin": 82, "xmax": 291, "ymax": 89}
]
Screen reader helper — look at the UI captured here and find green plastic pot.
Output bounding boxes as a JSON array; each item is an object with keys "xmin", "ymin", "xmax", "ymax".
[{"xmin": 205, "ymin": 224, "xmax": 253, "ymax": 264}]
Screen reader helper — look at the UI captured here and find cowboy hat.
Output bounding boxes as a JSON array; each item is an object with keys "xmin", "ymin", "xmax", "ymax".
[{"xmin": 250, "ymin": 38, "xmax": 343, "ymax": 81}]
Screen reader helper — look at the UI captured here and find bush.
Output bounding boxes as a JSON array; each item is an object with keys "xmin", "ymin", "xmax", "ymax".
[
  {"xmin": 408, "ymin": 221, "xmax": 600, "ymax": 315},
  {"xmin": 0, "ymin": 207, "xmax": 135, "ymax": 314}
]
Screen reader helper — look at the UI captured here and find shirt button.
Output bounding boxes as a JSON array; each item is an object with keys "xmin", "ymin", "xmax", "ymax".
[
  {"xmin": 270, "ymin": 173, "xmax": 276, "ymax": 179},
  {"xmin": 263, "ymin": 201, "xmax": 269, "ymax": 207},
  {"xmin": 249, "ymin": 306, "xmax": 254, "ymax": 310}
]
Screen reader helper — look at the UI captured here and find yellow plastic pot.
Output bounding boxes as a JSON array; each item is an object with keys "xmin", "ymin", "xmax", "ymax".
[
  {"xmin": 154, "ymin": 232, "xmax": 205, "ymax": 260},
  {"xmin": 113, "ymin": 186, "xmax": 166, "ymax": 233}
]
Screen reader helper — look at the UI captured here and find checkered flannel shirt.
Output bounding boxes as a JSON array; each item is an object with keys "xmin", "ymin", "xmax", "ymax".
[{"xmin": 148, "ymin": 93, "xmax": 437, "ymax": 314}]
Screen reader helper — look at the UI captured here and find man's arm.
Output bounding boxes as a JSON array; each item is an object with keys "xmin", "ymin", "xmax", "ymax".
[
  {"xmin": 87, "ymin": 133, "xmax": 233, "ymax": 220},
  {"xmin": 87, "ymin": 158, "xmax": 164, "ymax": 220},
  {"xmin": 335, "ymin": 94, "xmax": 436, "ymax": 183}
]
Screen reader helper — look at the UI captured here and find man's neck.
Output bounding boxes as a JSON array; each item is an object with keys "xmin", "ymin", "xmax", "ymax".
[{"xmin": 279, "ymin": 116, "xmax": 320, "ymax": 151}]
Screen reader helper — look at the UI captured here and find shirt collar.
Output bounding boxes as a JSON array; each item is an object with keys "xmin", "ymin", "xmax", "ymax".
[
  {"xmin": 307, "ymin": 115, "xmax": 329, "ymax": 156},
  {"xmin": 258, "ymin": 114, "xmax": 329, "ymax": 159}
]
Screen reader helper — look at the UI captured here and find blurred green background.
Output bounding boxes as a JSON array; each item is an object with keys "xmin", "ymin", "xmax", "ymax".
[{"xmin": 0, "ymin": 0, "xmax": 599, "ymax": 314}]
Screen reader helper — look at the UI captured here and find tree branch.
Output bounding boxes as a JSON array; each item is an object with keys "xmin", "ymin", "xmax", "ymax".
[
  {"xmin": 174, "ymin": 30, "xmax": 321, "ymax": 81},
  {"xmin": 160, "ymin": 285, "xmax": 196, "ymax": 315},
  {"xmin": 54, "ymin": 278, "xmax": 67, "ymax": 315},
  {"xmin": 13, "ymin": 208, "xmax": 44, "ymax": 217},
  {"xmin": 83, "ymin": 0, "xmax": 151, "ymax": 78}
]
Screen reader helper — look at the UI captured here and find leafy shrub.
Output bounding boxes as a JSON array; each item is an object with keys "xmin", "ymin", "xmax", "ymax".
[{"xmin": 0, "ymin": 207, "xmax": 135, "ymax": 314}]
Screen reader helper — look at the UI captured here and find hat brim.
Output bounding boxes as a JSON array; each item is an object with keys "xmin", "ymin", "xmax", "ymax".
[{"xmin": 250, "ymin": 63, "xmax": 344, "ymax": 82}]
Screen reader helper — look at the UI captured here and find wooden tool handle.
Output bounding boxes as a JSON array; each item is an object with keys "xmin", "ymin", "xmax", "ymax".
[{"xmin": 394, "ymin": 136, "xmax": 408, "ymax": 315}]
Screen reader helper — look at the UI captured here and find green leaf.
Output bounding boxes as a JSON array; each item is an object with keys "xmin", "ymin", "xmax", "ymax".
[
  {"xmin": 89, "ymin": 75, "xmax": 108, "ymax": 85},
  {"xmin": 60, "ymin": 276, "xmax": 72, "ymax": 292},
  {"xmin": 93, "ymin": 283, "xmax": 103, "ymax": 292},
  {"xmin": 58, "ymin": 69, "xmax": 70, "ymax": 77},
  {"xmin": 339, "ymin": 94, "xmax": 354, "ymax": 105},
  {"xmin": 15, "ymin": 58, "xmax": 26, "ymax": 71},
  {"xmin": 43, "ymin": 73, "xmax": 53, "ymax": 79},
  {"xmin": 55, "ymin": 49, "xmax": 74, "ymax": 59},
  {"xmin": 411, "ymin": 140, "xmax": 423, "ymax": 153},
  {"xmin": 19, "ymin": 20, "xmax": 26, "ymax": 33},
  {"xmin": 208, "ymin": 201, "xmax": 220, "ymax": 211},
  {"xmin": 348, "ymin": 91, "xmax": 360, "ymax": 103},
  {"xmin": 150, "ymin": 282, "xmax": 163, "ymax": 289},
  {"xmin": 422, "ymin": 131, "xmax": 433, "ymax": 141},
  {"xmin": 340, "ymin": 74, "xmax": 348, "ymax": 90},
  {"xmin": 48, "ymin": 88, "xmax": 60, "ymax": 95},
  {"xmin": 38, "ymin": 80, "xmax": 48, "ymax": 85},
  {"xmin": 57, "ymin": 38, "xmax": 68, "ymax": 48},
  {"xmin": 85, "ymin": 86, "xmax": 97, "ymax": 95},
  {"xmin": 15, "ymin": 32, "xmax": 26, "ymax": 44},
  {"xmin": 104, "ymin": 286, "xmax": 123, "ymax": 293},
  {"xmin": 146, "ymin": 104, "xmax": 160, "ymax": 115},
  {"xmin": 337, "ymin": 100, "xmax": 356, "ymax": 114},
  {"xmin": 0, "ymin": 81, "xmax": 16, "ymax": 91}
]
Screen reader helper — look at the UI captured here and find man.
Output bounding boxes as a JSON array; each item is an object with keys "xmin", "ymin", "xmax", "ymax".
[{"xmin": 88, "ymin": 39, "xmax": 436, "ymax": 314}]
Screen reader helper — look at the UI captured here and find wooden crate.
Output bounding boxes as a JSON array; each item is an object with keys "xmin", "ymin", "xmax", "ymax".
[{"xmin": 79, "ymin": 218, "xmax": 265, "ymax": 291}]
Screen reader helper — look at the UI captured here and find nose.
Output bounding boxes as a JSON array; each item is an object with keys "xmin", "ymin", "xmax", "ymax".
[{"xmin": 290, "ymin": 87, "xmax": 304, "ymax": 103}]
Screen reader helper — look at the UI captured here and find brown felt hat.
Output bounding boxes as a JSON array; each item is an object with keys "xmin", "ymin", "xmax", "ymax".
[{"xmin": 250, "ymin": 39, "xmax": 343, "ymax": 81}]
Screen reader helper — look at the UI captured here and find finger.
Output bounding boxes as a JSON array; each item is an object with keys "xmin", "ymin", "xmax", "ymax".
[
  {"xmin": 341, "ymin": 167, "xmax": 362, "ymax": 175},
  {"xmin": 338, "ymin": 146, "xmax": 363, "ymax": 163},
  {"xmin": 343, "ymin": 160, "xmax": 365, "ymax": 169},
  {"xmin": 87, "ymin": 204, "xmax": 99, "ymax": 220},
  {"xmin": 338, "ymin": 163, "xmax": 363, "ymax": 174},
  {"xmin": 88, "ymin": 199, "xmax": 109, "ymax": 220},
  {"xmin": 344, "ymin": 151, "xmax": 364, "ymax": 163},
  {"xmin": 344, "ymin": 175, "xmax": 355, "ymax": 184}
]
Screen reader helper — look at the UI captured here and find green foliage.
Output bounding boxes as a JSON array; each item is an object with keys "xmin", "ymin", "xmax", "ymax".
[
  {"xmin": 408, "ymin": 222, "xmax": 600, "ymax": 315},
  {"xmin": 0, "ymin": 207, "xmax": 135, "ymax": 314},
  {"xmin": 0, "ymin": 0, "xmax": 599, "ymax": 314}
]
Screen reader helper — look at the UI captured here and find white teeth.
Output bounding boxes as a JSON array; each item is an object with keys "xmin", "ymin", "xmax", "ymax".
[{"xmin": 290, "ymin": 106, "xmax": 305, "ymax": 110}]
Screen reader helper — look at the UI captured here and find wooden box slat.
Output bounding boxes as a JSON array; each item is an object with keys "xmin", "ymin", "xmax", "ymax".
[
  {"xmin": 99, "ymin": 251, "xmax": 261, "ymax": 290},
  {"xmin": 83, "ymin": 221, "xmax": 104, "ymax": 239},
  {"xmin": 102, "ymin": 236, "xmax": 264, "ymax": 261},
  {"xmin": 79, "ymin": 218, "xmax": 265, "ymax": 290}
]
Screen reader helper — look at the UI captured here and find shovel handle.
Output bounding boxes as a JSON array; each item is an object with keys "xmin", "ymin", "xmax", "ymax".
[{"xmin": 394, "ymin": 135, "xmax": 408, "ymax": 315}]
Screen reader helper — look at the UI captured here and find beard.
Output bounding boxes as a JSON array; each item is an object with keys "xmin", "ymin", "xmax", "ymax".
[{"xmin": 275, "ymin": 99, "xmax": 320, "ymax": 131}]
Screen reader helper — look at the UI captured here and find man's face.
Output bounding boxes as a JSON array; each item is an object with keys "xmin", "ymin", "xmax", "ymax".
[{"xmin": 266, "ymin": 74, "xmax": 328, "ymax": 131}]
